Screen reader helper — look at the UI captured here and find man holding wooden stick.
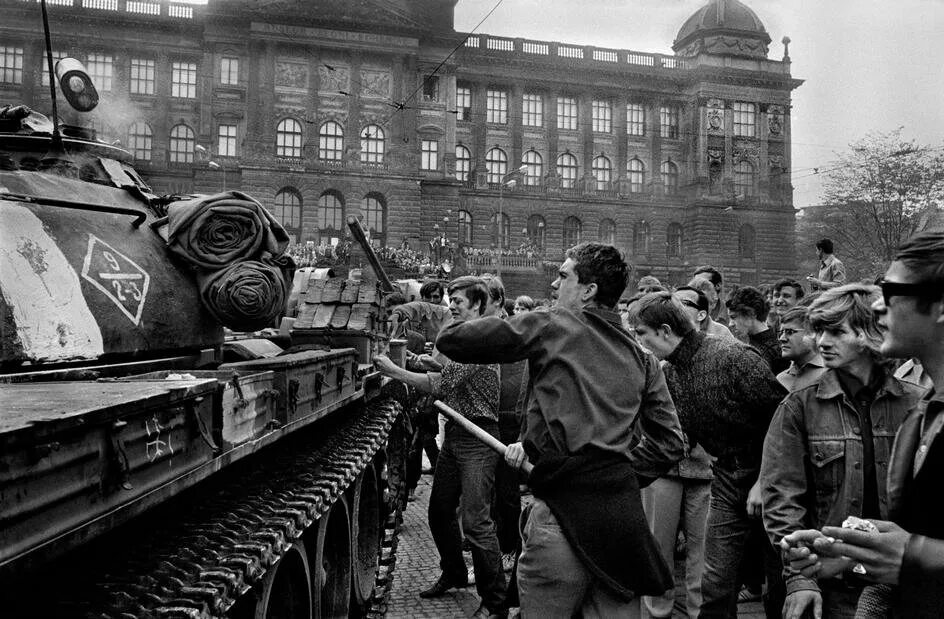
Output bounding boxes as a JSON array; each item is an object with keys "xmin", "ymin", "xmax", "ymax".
[{"xmin": 436, "ymin": 242, "xmax": 685, "ymax": 617}]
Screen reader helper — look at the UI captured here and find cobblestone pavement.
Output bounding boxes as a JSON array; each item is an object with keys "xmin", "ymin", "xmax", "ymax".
[{"xmin": 387, "ymin": 473, "xmax": 765, "ymax": 619}]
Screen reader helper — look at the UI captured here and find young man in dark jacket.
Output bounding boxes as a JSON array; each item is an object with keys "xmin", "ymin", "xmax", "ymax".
[
  {"xmin": 437, "ymin": 243, "xmax": 685, "ymax": 617},
  {"xmin": 628, "ymin": 291, "xmax": 786, "ymax": 619},
  {"xmin": 781, "ymin": 230, "xmax": 944, "ymax": 618}
]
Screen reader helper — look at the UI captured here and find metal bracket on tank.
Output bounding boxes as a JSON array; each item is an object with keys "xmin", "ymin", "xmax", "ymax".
[
  {"xmin": 188, "ymin": 400, "xmax": 219, "ymax": 452},
  {"xmin": 336, "ymin": 366, "xmax": 346, "ymax": 390},
  {"xmin": 313, "ymin": 374, "xmax": 324, "ymax": 403},
  {"xmin": 105, "ymin": 420, "xmax": 133, "ymax": 492}
]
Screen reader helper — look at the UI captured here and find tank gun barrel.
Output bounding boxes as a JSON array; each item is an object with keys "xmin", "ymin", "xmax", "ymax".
[{"xmin": 346, "ymin": 215, "xmax": 395, "ymax": 293}]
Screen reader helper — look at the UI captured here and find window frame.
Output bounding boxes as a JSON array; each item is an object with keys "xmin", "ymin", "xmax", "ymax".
[
  {"xmin": 421, "ymin": 139, "xmax": 439, "ymax": 171},
  {"xmin": 734, "ymin": 160, "xmax": 756, "ymax": 197},
  {"xmin": 127, "ymin": 121, "xmax": 152, "ymax": 161},
  {"xmin": 485, "ymin": 147, "xmax": 508, "ymax": 185},
  {"xmin": 666, "ymin": 222, "xmax": 683, "ymax": 257},
  {"xmin": 318, "ymin": 120, "xmax": 344, "ymax": 161},
  {"xmin": 659, "ymin": 104, "xmax": 680, "ymax": 139},
  {"xmin": 557, "ymin": 96, "xmax": 578, "ymax": 131},
  {"xmin": 733, "ymin": 101, "xmax": 757, "ymax": 138},
  {"xmin": 362, "ymin": 194, "xmax": 387, "ymax": 246},
  {"xmin": 591, "ymin": 155, "xmax": 612, "ymax": 190},
  {"xmin": 457, "ymin": 209, "xmax": 473, "ymax": 245},
  {"xmin": 661, "ymin": 160, "xmax": 679, "ymax": 195},
  {"xmin": 599, "ymin": 218, "xmax": 616, "ymax": 245},
  {"xmin": 627, "ymin": 158, "xmax": 645, "ymax": 193},
  {"xmin": 273, "ymin": 188, "xmax": 302, "ymax": 236},
  {"xmin": 523, "ymin": 93, "xmax": 544, "ymax": 127},
  {"xmin": 0, "ymin": 46, "xmax": 25, "ymax": 85},
  {"xmin": 626, "ymin": 103, "xmax": 645, "ymax": 137},
  {"xmin": 455, "ymin": 144, "xmax": 472, "ymax": 182},
  {"xmin": 455, "ymin": 84, "xmax": 472, "ymax": 121},
  {"xmin": 563, "ymin": 216, "xmax": 582, "ymax": 249},
  {"xmin": 486, "ymin": 89, "xmax": 508, "ymax": 124},
  {"xmin": 171, "ymin": 61, "xmax": 197, "ymax": 99},
  {"xmin": 360, "ymin": 124, "xmax": 385, "ymax": 164},
  {"xmin": 276, "ymin": 118, "xmax": 303, "ymax": 158},
  {"xmin": 85, "ymin": 53, "xmax": 113, "ymax": 92},
  {"xmin": 317, "ymin": 192, "xmax": 345, "ymax": 240},
  {"xmin": 522, "ymin": 150, "xmax": 543, "ymax": 186},
  {"xmin": 217, "ymin": 123, "xmax": 238, "ymax": 158},
  {"xmin": 491, "ymin": 212, "xmax": 511, "ymax": 249},
  {"xmin": 591, "ymin": 99, "xmax": 612, "ymax": 133},
  {"xmin": 527, "ymin": 214, "xmax": 546, "ymax": 249},
  {"xmin": 556, "ymin": 152, "xmax": 578, "ymax": 189},
  {"xmin": 168, "ymin": 123, "xmax": 195, "ymax": 164},
  {"xmin": 129, "ymin": 58, "xmax": 155, "ymax": 95},
  {"xmin": 220, "ymin": 56, "xmax": 239, "ymax": 86}
]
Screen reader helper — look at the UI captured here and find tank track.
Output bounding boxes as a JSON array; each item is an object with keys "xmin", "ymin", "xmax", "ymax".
[{"xmin": 44, "ymin": 397, "xmax": 405, "ymax": 618}]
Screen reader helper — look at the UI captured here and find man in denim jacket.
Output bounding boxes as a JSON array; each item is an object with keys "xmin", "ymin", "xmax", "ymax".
[{"xmin": 761, "ymin": 284, "xmax": 923, "ymax": 618}]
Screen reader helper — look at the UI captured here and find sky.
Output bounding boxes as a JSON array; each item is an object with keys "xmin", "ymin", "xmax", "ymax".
[{"xmin": 453, "ymin": 0, "xmax": 944, "ymax": 208}]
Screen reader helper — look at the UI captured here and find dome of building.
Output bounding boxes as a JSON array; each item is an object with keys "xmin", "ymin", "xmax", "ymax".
[{"xmin": 673, "ymin": 0, "xmax": 771, "ymax": 59}]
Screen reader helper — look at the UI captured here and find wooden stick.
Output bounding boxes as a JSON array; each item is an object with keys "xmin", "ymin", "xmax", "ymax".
[{"xmin": 433, "ymin": 399, "xmax": 533, "ymax": 475}]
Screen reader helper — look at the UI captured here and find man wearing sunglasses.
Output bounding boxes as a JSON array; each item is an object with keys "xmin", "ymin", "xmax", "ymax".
[
  {"xmin": 776, "ymin": 305, "xmax": 826, "ymax": 393},
  {"xmin": 677, "ymin": 282, "xmax": 737, "ymax": 343},
  {"xmin": 781, "ymin": 230, "xmax": 944, "ymax": 617}
]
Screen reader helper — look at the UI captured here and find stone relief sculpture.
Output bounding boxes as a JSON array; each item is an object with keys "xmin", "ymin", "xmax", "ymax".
[
  {"xmin": 360, "ymin": 70, "xmax": 392, "ymax": 99},
  {"xmin": 319, "ymin": 64, "xmax": 350, "ymax": 93},
  {"xmin": 275, "ymin": 61, "xmax": 308, "ymax": 90}
]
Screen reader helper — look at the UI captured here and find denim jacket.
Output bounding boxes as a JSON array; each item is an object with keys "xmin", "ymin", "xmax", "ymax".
[{"xmin": 760, "ymin": 368, "xmax": 923, "ymax": 594}]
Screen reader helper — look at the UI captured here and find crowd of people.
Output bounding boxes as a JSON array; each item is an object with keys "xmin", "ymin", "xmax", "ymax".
[{"xmin": 370, "ymin": 233, "xmax": 944, "ymax": 619}]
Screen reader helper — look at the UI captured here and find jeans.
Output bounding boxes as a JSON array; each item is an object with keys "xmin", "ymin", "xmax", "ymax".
[
  {"xmin": 699, "ymin": 462, "xmax": 783, "ymax": 619},
  {"xmin": 428, "ymin": 420, "xmax": 506, "ymax": 611},
  {"xmin": 518, "ymin": 498, "xmax": 641, "ymax": 618},
  {"xmin": 406, "ymin": 410, "xmax": 440, "ymax": 491},
  {"xmin": 494, "ymin": 410, "xmax": 522, "ymax": 554},
  {"xmin": 642, "ymin": 476, "xmax": 711, "ymax": 619}
]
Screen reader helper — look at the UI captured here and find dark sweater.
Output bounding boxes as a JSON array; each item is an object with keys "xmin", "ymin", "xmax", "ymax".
[
  {"xmin": 750, "ymin": 328, "xmax": 790, "ymax": 375},
  {"xmin": 665, "ymin": 331, "xmax": 786, "ymax": 461}
]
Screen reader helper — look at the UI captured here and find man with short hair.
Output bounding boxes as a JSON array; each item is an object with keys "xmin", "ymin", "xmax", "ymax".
[
  {"xmin": 420, "ymin": 279, "xmax": 446, "ymax": 305},
  {"xmin": 693, "ymin": 265, "xmax": 729, "ymax": 325},
  {"xmin": 437, "ymin": 243, "xmax": 685, "ymax": 617},
  {"xmin": 761, "ymin": 284, "xmax": 922, "ymax": 618},
  {"xmin": 677, "ymin": 283, "xmax": 737, "ymax": 342},
  {"xmin": 776, "ymin": 306, "xmax": 827, "ymax": 392},
  {"xmin": 627, "ymin": 291, "xmax": 786, "ymax": 619},
  {"xmin": 807, "ymin": 238, "xmax": 846, "ymax": 291},
  {"xmin": 781, "ymin": 230, "xmax": 944, "ymax": 618},
  {"xmin": 637, "ymin": 274, "xmax": 665, "ymax": 294},
  {"xmin": 728, "ymin": 286, "xmax": 789, "ymax": 374},
  {"xmin": 770, "ymin": 278, "xmax": 805, "ymax": 334}
]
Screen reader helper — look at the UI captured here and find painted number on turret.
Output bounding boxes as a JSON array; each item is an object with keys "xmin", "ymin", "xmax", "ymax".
[{"xmin": 81, "ymin": 235, "xmax": 150, "ymax": 326}]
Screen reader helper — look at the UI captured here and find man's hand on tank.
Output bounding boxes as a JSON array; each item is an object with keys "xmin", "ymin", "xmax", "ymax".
[
  {"xmin": 504, "ymin": 442, "xmax": 529, "ymax": 471},
  {"xmin": 416, "ymin": 354, "xmax": 443, "ymax": 371},
  {"xmin": 373, "ymin": 354, "xmax": 398, "ymax": 376}
]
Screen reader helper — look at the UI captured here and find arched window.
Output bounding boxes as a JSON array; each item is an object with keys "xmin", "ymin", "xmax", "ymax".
[
  {"xmin": 168, "ymin": 123, "xmax": 194, "ymax": 163},
  {"xmin": 557, "ymin": 152, "xmax": 578, "ymax": 189},
  {"xmin": 592, "ymin": 155, "xmax": 612, "ymax": 191},
  {"xmin": 599, "ymin": 218, "xmax": 616, "ymax": 245},
  {"xmin": 317, "ymin": 192, "xmax": 344, "ymax": 242},
  {"xmin": 360, "ymin": 125, "xmax": 385, "ymax": 164},
  {"xmin": 627, "ymin": 158, "xmax": 645, "ymax": 193},
  {"xmin": 490, "ymin": 212, "xmax": 511, "ymax": 249},
  {"xmin": 522, "ymin": 150, "xmax": 543, "ymax": 186},
  {"xmin": 361, "ymin": 194, "xmax": 386, "ymax": 246},
  {"xmin": 633, "ymin": 221, "xmax": 651, "ymax": 254},
  {"xmin": 666, "ymin": 222, "xmax": 683, "ymax": 257},
  {"xmin": 457, "ymin": 209, "xmax": 473, "ymax": 245},
  {"xmin": 276, "ymin": 118, "xmax": 303, "ymax": 158},
  {"xmin": 485, "ymin": 147, "xmax": 507, "ymax": 185},
  {"xmin": 735, "ymin": 161, "xmax": 756, "ymax": 197},
  {"xmin": 563, "ymin": 216, "xmax": 582, "ymax": 249},
  {"xmin": 527, "ymin": 214, "xmax": 546, "ymax": 249},
  {"xmin": 455, "ymin": 144, "xmax": 472, "ymax": 182},
  {"xmin": 318, "ymin": 120, "xmax": 344, "ymax": 161},
  {"xmin": 127, "ymin": 121, "xmax": 152, "ymax": 161},
  {"xmin": 661, "ymin": 160, "xmax": 679, "ymax": 195},
  {"xmin": 273, "ymin": 188, "xmax": 302, "ymax": 241},
  {"xmin": 739, "ymin": 223, "xmax": 756, "ymax": 258}
]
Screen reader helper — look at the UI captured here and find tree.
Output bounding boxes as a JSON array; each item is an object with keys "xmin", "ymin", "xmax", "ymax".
[{"xmin": 797, "ymin": 129, "xmax": 944, "ymax": 280}]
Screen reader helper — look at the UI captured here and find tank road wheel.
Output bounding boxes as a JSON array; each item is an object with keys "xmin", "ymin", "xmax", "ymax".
[
  {"xmin": 310, "ymin": 496, "xmax": 352, "ymax": 619},
  {"xmin": 251, "ymin": 541, "xmax": 313, "ymax": 619},
  {"xmin": 350, "ymin": 463, "xmax": 382, "ymax": 615}
]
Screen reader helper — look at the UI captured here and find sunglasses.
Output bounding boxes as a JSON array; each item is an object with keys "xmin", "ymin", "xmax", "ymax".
[
  {"xmin": 878, "ymin": 278, "xmax": 944, "ymax": 306},
  {"xmin": 679, "ymin": 299, "xmax": 704, "ymax": 311}
]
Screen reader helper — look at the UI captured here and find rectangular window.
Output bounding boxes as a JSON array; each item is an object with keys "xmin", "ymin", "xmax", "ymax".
[
  {"xmin": 129, "ymin": 58, "xmax": 155, "ymax": 95},
  {"xmin": 522, "ymin": 93, "xmax": 543, "ymax": 127},
  {"xmin": 455, "ymin": 85, "xmax": 472, "ymax": 121},
  {"xmin": 660, "ymin": 104, "xmax": 680, "ymax": 139},
  {"xmin": 733, "ymin": 101, "xmax": 757, "ymax": 137},
  {"xmin": 0, "ymin": 46, "xmax": 24, "ymax": 84},
  {"xmin": 171, "ymin": 61, "xmax": 197, "ymax": 98},
  {"xmin": 220, "ymin": 56, "xmax": 239, "ymax": 85},
  {"xmin": 486, "ymin": 89, "xmax": 507, "ymax": 124},
  {"xmin": 422, "ymin": 75, "xmax": 440, "ymax": 101},
  {"xmin": 592, "ymin": 99, "xmax": 611, "ymax": 133},
  {"xmin": 218, "ymin": 124, "xmax": 237, "ymax": 157},
  {"xmin": 86, "ymin": 53, "xmax": 113, "ymax": 92},
  {"xmin": 421, "ymin": 139, "xmax": 438, "ymax": 171},
  {"xmin": 557, "ymin": 96, "xmax": 577, "ymax": 131},
  {"xmin": 626, "ymin": 103, "xmax": 645, "ymax": 136},
  {"xmin": 41, "ymin": 50, "xmax": 65, "ymax": 88}
]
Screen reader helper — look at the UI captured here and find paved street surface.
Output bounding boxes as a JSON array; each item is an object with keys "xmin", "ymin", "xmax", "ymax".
[{"xmin": 387, "ymin": 473, "xmax": 766, "ymax": 619}]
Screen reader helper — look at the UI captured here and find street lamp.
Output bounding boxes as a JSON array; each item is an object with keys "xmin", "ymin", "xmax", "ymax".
[
  {"xmin": 207, "ymin": 160, "xmax": 226, "ymax": 192},
  {"xmin": 497, "ymin": 164, "xmax": 528, "ymax": 278}
]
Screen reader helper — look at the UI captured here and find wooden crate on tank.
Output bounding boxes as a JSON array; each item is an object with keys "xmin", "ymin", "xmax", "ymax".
[
  {"xmin": 118, "ymin": 369, "xmax": 277, "ymax": 450},
  {"xmin": 221, "ymin": 349, "xmax": 359, "ymax": 428},
  {"xmin": 0, "ymin": 379, "xmax": 218, "ymax": 570}
]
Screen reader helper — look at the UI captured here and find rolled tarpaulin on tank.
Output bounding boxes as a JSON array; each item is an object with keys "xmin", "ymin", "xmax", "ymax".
[
  {"xmin": 198, "ymin": 260, "xmax": 288, "ymax": 332},
  {"xmin": 165, "ymin": 191, "xmax": 290, "ymax": 270}
]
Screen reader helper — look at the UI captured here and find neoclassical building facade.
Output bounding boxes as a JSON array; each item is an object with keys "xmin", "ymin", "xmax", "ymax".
[{"xmin": 0, "ymin": 0, "xmax": 802, "ymax": 285}]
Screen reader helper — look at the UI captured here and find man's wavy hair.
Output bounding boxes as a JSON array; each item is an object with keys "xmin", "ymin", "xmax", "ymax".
[
  {"xmin": 807, "ymin": 283, "xmax": 884, "ymax": 360},
  {"xmin": 565, "ymin": 242, "xmax": 630, "ymax": 309},
  {"xmin": 447, "ymin": 276, "xmax": 489, "ymax": 316}
]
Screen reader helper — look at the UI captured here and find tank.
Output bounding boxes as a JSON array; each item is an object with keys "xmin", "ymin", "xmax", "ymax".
[{"xmin": 0, "ymin": 56, "xmax": 410, "ymax": 618}]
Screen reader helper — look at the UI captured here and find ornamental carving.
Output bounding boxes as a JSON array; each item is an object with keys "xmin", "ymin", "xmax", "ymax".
[
  {"xmin": 319, "ymin": 63, "xmax": 349, "ymax": 93},
  {"xmin": 706, "ymin": 109, "xmax": 724, "ymax": 134},
  {"xmin": 767, "ymin": 106, "xmax": 784, "ymax": 136},
  {"xmin": 707, "ymin": 147, "xmax": 724, "ymax": 164},
  {"xmin": 706, "ymin": 98, "xmax": 725, "ymax": 109},
  {"xmin": 359, "ymin": 69, "xmax": 392, "ymax": 99},
  {"xmin": 275, "ymin": 60, "xmax": 308, "ymax": 90},
  {"xmin": 733, "ymin": 141, "xmax": 759, "ymax": 163},
  {"xmin": 768, "ymin": 155, "xmax": 784, "ymax": 169}
]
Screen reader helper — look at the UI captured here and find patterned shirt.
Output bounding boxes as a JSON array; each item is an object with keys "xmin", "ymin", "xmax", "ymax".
[{"xmin": 439, "ymin": 361, "xmax": 499, "ymax": 423}]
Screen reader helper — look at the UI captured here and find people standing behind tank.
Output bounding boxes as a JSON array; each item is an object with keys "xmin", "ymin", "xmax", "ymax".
[
  {"xmin": 627, "ymin": 291, "xmax": 786, "ymax": 619},
  {"xmin": 727, "ymin": 286, "xmax": 790, "ymax": 375},
  {"xmin": 761, "ymin": 284, "xmax": 922, "ymax": 618},
  {"xmin": 420, "ymin": 280, "xmax": 446, "ymax": 305},
  {"xmin": 373, "ymin": 276, "xmax": 506, "ymax": 618},
  {"xmin": 437, "ymin": 243, "xmax": 684, "ymax": 617},
  {"xmin": 776, "ymin": 305, "xmax": 826, "ymax": 393}
]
